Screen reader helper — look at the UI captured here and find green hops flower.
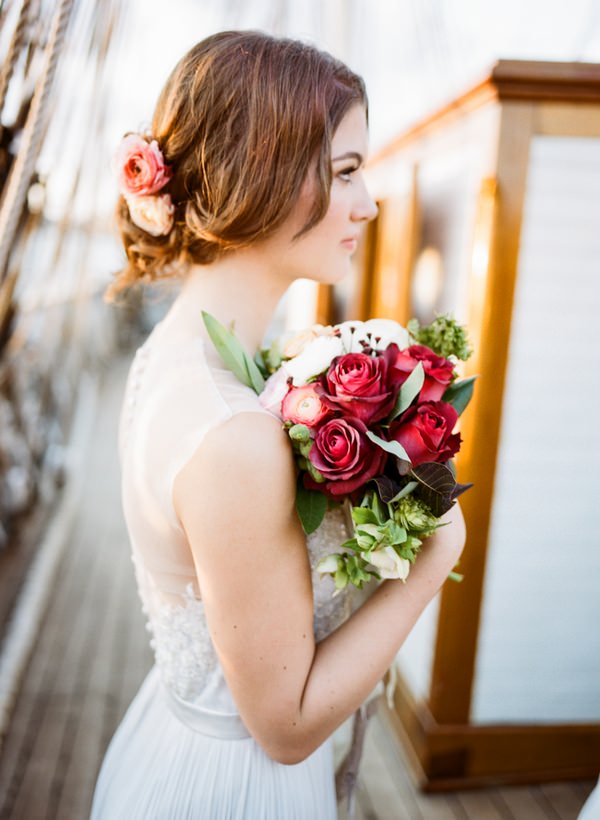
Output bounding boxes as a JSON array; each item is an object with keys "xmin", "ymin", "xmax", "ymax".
[
  {"xmin": 394, "ymin": 496, "xmax": 439, "ymax": 534},
  {"xmin": 407, "ymin": 314, "xmax": 472, "ymax": 361}
]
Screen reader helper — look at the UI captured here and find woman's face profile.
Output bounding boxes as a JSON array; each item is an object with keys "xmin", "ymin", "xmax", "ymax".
[{"xmin": 265, "ymin": 103, "xmax": 378, "ymax": 285}]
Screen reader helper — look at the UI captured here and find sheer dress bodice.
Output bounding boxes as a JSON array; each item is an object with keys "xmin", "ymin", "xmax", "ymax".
[{"xmin": 119, "ymin": 299, "xmax": 356, "ymax": 716}]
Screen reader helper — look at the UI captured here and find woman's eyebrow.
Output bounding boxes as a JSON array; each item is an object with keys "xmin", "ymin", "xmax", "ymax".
[{"xmin": 331, "ymin": 150, "xmax": 363, "ymax": 164}]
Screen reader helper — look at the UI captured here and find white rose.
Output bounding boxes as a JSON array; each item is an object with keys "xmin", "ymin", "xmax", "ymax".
[
  {"xmin": 285, "ymin": 335, "xmax": 344, "ymax": 386},
  {"xmin": 336, "ymin": 319, "xmax": 409, "ymax": 353},
  {"xmin": 126, "ymin": 193, "xmax": 174, "ymax": 236},
  {"xmin": 368, "ymin": 546, "xmax": 410, "ymax": 581}
]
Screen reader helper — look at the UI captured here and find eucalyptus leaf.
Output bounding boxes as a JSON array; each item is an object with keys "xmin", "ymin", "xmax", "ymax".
[
  {"xmin": 254, "ymin": 349, "xmax": 269, "ymax": 378},
  {"xmin": 390, "ymin": 480, "xmax": 419, "ymax": 503},
  {"xmin": 389, "ymin": 361, "xmax": 425, "ymax": 420},
  {"xmin": 202, "ymin": 311, "xmax": 265, "ymax": 393},
  {"xmin": 448, "ymin": 571, "xmax": 464, "ymax": 582},
  {"xmin": 366, "ymin": 430, "xmax": 411, "ymax": 463},
  {"xmin": 295, "ymin": 484, "xmax": 327, "ymax": 534},
  {"xmin": 442, "ymin": 376, "xmax": 477, "ymax": 416},
  {"xmin": 244, "ymin": 354, "xmax": 266, "ymax": 394}
]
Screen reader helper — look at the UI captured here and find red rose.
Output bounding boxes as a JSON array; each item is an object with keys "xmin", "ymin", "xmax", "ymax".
[
  {"xmin": 320, "ymin": 350, "xmax": 396, "ymax": 424},
  {"xmin": 391, "ymin": 345, "xmax": 455, "ymax": 402},
  {"xmin": 306, "ymin": 417, "xmax": 386, "ymax": 497},
  {"xmin": 389, "ymin": 401, "xmax": 461, "ymax": 466}
]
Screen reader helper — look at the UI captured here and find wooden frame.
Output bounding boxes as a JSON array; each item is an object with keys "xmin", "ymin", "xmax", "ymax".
[
  {"xmin": 384, "ymin": 670, "xmax": 600, "ymax": 791},
  {"xmin": 366, "ymin": 61, "xmax": 600, "ymax": 787},
  {"xmin": 369, "ymin": 167, "xmax": 419, "ymax": 324}
]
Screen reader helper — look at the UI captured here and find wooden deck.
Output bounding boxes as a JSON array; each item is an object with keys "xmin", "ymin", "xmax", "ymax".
[{"xmin": 0, "ymin": 352, "xmax": 595, "ymax": 819}]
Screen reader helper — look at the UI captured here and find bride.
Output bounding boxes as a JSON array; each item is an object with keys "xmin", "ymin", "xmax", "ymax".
[{"xmin": 91, "ymin": 30, "xmax": 466, "ymax": 819}]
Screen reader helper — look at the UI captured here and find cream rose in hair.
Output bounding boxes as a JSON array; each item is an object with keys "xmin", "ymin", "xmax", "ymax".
[{"xmin": 126, "ymin": 194, "xmax": 175, "ymax": 237}]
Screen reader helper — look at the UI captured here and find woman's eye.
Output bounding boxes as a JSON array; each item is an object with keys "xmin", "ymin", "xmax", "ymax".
[{"xmin": 338, "ymin": 166, "xmax": 358, "ymax": 183}]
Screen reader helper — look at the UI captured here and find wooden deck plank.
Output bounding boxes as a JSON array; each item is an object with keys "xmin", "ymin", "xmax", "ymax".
[
  {"xmin": 540, "ymin": 781, "xmax": 594, "ymax": 819},
  {"xmin": 9, "ymin": 531, "xmax": 107, "ymax": 817},
  {"xmin": 368, "ymin": 713, "xmax": 461, "ymax": 820},
  {"xmin": 51, "ymin": 548, "xmax": 133, "ymax": 818},
  {"xmin": 0, "ymin": 529, "xmax": 99, "ymax": 817},
  {"xmin": 454, "ymin": 789, "xmax": 514, "ymax": 820},
  {"xmin": 495, "ymin": 785, "xmax": 561, "ymax": 820}
]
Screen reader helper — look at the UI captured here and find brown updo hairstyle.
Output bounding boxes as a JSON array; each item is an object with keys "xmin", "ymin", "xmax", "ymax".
[{"xmin": 105, "ymin": 30, "xmax": 367, "ymax": 302}]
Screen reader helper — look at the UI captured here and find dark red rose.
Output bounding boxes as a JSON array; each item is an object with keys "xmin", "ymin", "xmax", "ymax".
[
  {"xmin": 389, "ymin": 401, "xmax": 461, "ymax": 466},
  {"xmin": 320, "ymin": 349, "xmax": 396, "ymax": 424},
  {"xmin": 391, "ymin": 345, "xmax": 455, "ymax": 402},
  {"xmin": 305, "ymin": 417, "xmax": 386, "ymax": 497}
]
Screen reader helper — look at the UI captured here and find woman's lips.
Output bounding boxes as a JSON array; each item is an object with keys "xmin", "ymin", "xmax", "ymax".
[{"xmin": 341, "ymin": 237, "xmax": 357, "ymax": 251}]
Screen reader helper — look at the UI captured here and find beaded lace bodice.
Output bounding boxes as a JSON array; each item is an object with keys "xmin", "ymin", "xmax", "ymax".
[
  {"xmin": 134, "ymin": 507, "xmax": 355, "ymax": 703},
  {"xmin": 119, "ymin": 296, "xmax": 358, "ymax": 709}
]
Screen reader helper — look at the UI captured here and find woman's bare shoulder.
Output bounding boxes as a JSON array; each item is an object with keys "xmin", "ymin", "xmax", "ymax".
[{"xmin": 173, "ymin": 410, "xmax": 297, "ymax": 528}]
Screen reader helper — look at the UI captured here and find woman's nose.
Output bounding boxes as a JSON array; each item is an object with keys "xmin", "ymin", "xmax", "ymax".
[{"xmin": 352, "ymin": 179, "xmax": 378, "ymax": 223}]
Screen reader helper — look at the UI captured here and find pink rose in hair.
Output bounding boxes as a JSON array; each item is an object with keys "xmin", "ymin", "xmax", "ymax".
[{"xmin": 116, "ymin": 135, "xmax": 172, "ymax": 197}]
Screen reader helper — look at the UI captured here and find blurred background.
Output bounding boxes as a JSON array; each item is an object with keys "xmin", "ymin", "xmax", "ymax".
[{"xmin": 0, "ymin": 0, "xmax": 599, "ymax": 817}]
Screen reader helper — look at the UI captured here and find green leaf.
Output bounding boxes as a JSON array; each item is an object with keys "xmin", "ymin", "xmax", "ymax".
[
  {"xmin": 442, "ymin": 376, "xmax": 477, "ymax": 416},
  {"xmin": 390, "ymin": 480, "xmax": 418, "ymax": 503},
  {"xmin": 370, "ymin": 492, "xmax": 388, "ymax": 524},
  {"xmin": 448, "ymin": 571, "xmax": 464, "ymax": 582},
  {"xmin": 254, "ymin": 349, "xmax": 269, "ymax": 378},
  {"xmin": 389, "ymin": 362, "xmax": 425, "ymax": 420},
  {"xmin": 351, "ymin": 507, "xmax": 379, "ymax": 526},
  {"xmin": 244, "ymin": 353, "xmax": 267, "ymax": 394},
  {"xmin": 366, "ymin": 431, "xmax": 411, "ymax": 463},
  {"xmin": 202, "ymin": 311, "xmax": 265, "ymax": 394},
  {"xmin": 295, "ymin": 484, "xmax": 327, "ymax": 534}
]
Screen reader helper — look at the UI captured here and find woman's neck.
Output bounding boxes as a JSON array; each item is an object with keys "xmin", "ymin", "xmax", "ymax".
[{"xmin": 176, "ymin": 249, "xmax": 293, "ymax": 352}]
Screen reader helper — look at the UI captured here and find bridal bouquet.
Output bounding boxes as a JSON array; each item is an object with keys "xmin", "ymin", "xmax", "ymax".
[{"xmin": 203, "ymin": 312, "xmax": 475, "ymax": 592}]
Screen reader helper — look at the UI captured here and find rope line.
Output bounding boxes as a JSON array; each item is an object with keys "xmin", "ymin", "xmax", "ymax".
[
  {"xmin": 0, "ymin": 0, "xmax": 74, "ymax": 281},
  {"xmin": 0, "ymin": 0, "xmax": 34, "ymax": 115}
]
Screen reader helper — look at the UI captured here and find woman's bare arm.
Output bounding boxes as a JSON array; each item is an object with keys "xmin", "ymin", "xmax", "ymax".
[{"xmin": 173, "ymin": 411, "xmax": 466, "ymax": 764}]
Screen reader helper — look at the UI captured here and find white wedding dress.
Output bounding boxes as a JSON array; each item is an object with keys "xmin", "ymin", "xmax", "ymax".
[{"xmin": 90, "ymin": 281, "xmax": 359, "ymax": 819}]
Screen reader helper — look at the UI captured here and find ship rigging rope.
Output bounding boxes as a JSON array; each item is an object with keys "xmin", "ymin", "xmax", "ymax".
[
  {"xmin": 0, "ymin": 0, "xmax": 74, "ymax": 282},
  {"xmin": 0, "ymin": 0, "xmax": 34, "ymax": 116}
]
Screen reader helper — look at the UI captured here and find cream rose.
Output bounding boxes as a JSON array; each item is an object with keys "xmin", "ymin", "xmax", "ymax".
[
  {"xmin": 283, "ymin": 325, "xmax": 330, "ymax": 358},
  {"xmin": 368, "ymin": 546, "xmax": 410, "ymax": 581},
  {"xmin": 126, "ymin": 193, "xmax": 174, "ymax": 236},
  {"xmin": 285, "ymin": 335, "xmax": 344, "ymax": 386}
]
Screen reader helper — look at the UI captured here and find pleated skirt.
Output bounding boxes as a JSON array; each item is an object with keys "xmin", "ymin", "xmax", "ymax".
[{"xmin": 90, "ymin": 665, "xmax": 337, "ymax": 819}]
